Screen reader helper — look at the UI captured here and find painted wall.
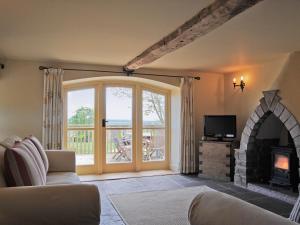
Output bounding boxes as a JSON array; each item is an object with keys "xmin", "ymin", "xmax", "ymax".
[
  {"xmin": 193, "ymin": 72, "xmax": 225, "ymax": 140},
  {"xmin": 0, "ymin": 59, "xmax": 224, "ymax": 172},
  {"xmin": 0, "ymin": 60, "xmax": 184, "ymax": 141},
  {"xmin": 0, "ymin": 60, "xmax": 44, "ymax": 141},
  {"xmin": 224, "ymin": 52, "xmax": 300, "ymax": 138},
  {"xmin": 2, "ymin": 52, "xmax": 300, "ymax": 171}
]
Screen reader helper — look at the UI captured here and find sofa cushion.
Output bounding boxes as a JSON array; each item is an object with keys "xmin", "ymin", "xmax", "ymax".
[
  {"xmin": 22, "ymin": 139, "xmax": 47, "ymax": 179},
  {"xmin": 4, "ymin": 142, "xmax": 46, "ymax": 186},
  {"xmin": 189, "ymin": 191, "xmax": 298, "ymax": 225},
  {"xmin": 0, "ymin": 136, "xmax": 22, "ymax": 187},
  {"xmin": 46, "ymin": 172, "xmax": 80, "ymax": 185},
  {"xmin": 27, "ymin": 136, "xmax": 49, "ymax": 172}
]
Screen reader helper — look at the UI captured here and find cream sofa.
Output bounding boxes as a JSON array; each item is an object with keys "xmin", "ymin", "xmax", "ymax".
[
  {"xmin": 189, "ymin": 191, "xmax": 297, "ymax": 225},
  {"xmin": 0, "ymin": 146, "xmax": 100, "ymax": 225}
]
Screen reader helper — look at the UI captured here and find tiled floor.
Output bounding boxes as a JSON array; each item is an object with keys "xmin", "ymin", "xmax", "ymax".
[{"xmin": 86, "ymin": 174, "xmax": 294, "ymax": 225}]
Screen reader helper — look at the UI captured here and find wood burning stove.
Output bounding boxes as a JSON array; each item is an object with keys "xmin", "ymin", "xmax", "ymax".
[{"xmin": 270, "ymin": 146, "xmax": 298, "ymax": 191}]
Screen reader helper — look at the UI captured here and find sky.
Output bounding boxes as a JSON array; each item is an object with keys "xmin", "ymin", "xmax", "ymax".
[
  {"xmin": 67, "ymin": 88, "xmax": 95, "ymax": 119},
  {"xmin": 67, "ymin": 87, "xmax": 163, "ymax": 123}
]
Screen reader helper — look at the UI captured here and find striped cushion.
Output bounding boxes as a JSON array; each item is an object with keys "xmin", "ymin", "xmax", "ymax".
[
  {"xmin": 4, "ymin": 141, "xmax": 46, "ymax": 186},
  {"xmin": 290, "ymin": 196, "xmax": 300, "ymax": 222},
  {"xmin": 27, "ymin": 136, "xmax": 49, "ymax": 172},
  {"xmin": 22, "ymin": 139, "xmax": 47, "ymax": 178}
]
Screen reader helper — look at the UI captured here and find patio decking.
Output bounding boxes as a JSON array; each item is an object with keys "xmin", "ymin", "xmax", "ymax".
[{"xmin": 76, "ymin": 152, "xmax": 164, "ymax": 166}]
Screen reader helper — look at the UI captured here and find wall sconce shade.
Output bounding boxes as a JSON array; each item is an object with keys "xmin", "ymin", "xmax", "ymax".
[{"xmin": 233, "ymin": 76, "xmax": 245, "ymax": 91}]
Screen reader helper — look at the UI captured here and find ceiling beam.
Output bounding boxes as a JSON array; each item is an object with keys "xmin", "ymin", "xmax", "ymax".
[{"xmin": 124, "ymin": 0, "xmax": 264, "ymax": 71}]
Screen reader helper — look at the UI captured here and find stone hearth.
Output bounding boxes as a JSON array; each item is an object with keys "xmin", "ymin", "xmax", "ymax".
[{"xmin": 234, "ymin": 90, "xmax": 300, "ymax": 193}]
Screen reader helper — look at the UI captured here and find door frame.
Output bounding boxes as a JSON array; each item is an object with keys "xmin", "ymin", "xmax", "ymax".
[
  {"xmin": 63, "ymin": 80, "xmax": 171, "ymax": 174},
  {"xmin": 138, "ymin": 85, "xmax": 170, "ymax": 171},
  {"xmin": 101, "ymin": 82, "xmax": 136, "ymax": 173},
  {"xmin": 63, "ymin": 83, "xmax": 100, "ymax": 174}
]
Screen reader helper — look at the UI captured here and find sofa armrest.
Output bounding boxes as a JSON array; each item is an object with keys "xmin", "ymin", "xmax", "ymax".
[
  {"xmin": 45, "ymin": 150, "xmax": 76, "ymax": 172},
  {"xmin": 0, "ymin": 184, "xmax": 100, "ymax": 225},
  {"xmin": 189, "ymin": 191, "xmax": 297, "ymax": 225}
]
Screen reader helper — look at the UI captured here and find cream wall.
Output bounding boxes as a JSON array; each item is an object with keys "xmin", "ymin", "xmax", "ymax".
[
  {"xmin": 224, "ymin": 52, "xmax": 300, "ymax": 138},
  {"xmin": 2, "ymin": 53, "xmax": 299, "ymax": 154},
  {"xmin": 3, "ymin": 53, "xmax": 299, "ymax": 171},
  {"xmin": 0, "ymin": 60, "xmax": 44, "ymax": 141},
  {"xmin": 0, "ymin": 59, "xmax": 184, "ymax": 141},
  {"xmin": 194, "ymin": 72, "xmax": 225, "ymax": 140},
  {"xmin": 271, "ymin": 52, "xmax": 300, "ymax": 120},
  {"xmin": 0, "ymin": 60, "xmax": 224, "ymax": 170}
]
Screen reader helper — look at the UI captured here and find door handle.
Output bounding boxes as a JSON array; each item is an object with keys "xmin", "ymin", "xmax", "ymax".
[{"xmin": 102, "ymin": 119, "xmax": 108, "ymax": 127}]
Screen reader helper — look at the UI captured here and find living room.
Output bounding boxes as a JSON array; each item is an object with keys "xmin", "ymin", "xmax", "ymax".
[{"xmin": 1, "ymin": 0, "xmax": 300, "ymax": 225}]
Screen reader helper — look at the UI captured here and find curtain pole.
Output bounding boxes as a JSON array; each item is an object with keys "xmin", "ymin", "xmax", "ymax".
[{"xmin": 39, "ymin": 66, "xmax": 200, "ymax": 80}]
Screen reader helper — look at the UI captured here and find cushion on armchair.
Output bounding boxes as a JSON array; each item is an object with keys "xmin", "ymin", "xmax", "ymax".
[
  {"xmin": 22, "ymin": 139, "xmax": 47, "ymax": 178},
  {"xmin": 27, "ymin": 135, "xmax": 49, "ymax": 172},
  {"xmin": 4, "ymin": 140, "xmax": 47, "ymax": 186}
]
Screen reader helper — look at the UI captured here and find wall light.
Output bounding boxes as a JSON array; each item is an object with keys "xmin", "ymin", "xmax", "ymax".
[{"xmin": 233, "ymin": 76, "xmax": 245, "ymax": 91}]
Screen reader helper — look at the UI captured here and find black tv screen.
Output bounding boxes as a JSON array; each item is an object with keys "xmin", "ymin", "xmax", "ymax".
[{"xmin": 204, "ymin": 115, "xmax": 236, "ymax": 138}]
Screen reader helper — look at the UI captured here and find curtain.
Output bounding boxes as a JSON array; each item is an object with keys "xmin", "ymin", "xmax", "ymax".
[
  {"xmin": 180, "ymin": 77, "xmax": 196, "ymax": 174},
  {"xmin": 42, "ymin": 68, "xmax": 64, "ymax": 150}
]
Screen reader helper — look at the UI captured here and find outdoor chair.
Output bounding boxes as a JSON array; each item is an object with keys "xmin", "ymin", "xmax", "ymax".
[{"xmin": 112, "ymin": 137, "xmax": 131, "ymax": 161}]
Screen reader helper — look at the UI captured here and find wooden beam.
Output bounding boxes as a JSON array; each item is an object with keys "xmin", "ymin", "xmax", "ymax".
[{"xmin": 124, "ymin": 0, "xmax": 263, "ymax": 71}]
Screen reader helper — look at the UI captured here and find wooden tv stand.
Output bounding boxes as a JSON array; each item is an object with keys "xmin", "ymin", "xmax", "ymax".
[{"xmin": 198, "ymin": 140, "xmax": 239, "ymax": 182}]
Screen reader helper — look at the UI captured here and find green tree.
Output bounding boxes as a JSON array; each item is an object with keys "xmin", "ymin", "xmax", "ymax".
[{"xmin": 68, "ymin": 107, "xmax": 94, "ymax": 127}]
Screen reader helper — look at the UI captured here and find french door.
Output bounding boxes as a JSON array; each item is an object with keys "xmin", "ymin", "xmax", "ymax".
[
  {"xmin": 64, "ymin": 85, "xmax": 100, "ymax": 174},
  {"xmin": 64, "ymin": 81, "xmax": 169, "ymax": 174},
  {"xmin": 102, "ymin": 85, "xmax": 135, "ymax": 173}
]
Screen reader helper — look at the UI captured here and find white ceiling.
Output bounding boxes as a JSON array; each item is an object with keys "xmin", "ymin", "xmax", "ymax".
[
  {"xmin": 150, "ymin": 0, "xmax": 300, "ymax": 72},
  {"xmin": 0, "ymin": 0, "xmax": 300, "ymax": 73}
]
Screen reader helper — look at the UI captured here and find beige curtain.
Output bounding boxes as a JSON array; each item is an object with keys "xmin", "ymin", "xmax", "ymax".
[
  {"xmin": 180, "ymin": 77, "xmax": 196, "ymax": 174},
  {"xmin": 42, "ymin": 68, "xmax": 64, "ymax": 150}
]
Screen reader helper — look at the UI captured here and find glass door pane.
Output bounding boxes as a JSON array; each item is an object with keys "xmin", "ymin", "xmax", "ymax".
[
  {"xmin": 142, "ymin": 90, "xmax": 166, "ymax": 162},
  {"xmin": 105, "ymin": 87, "xmax": 133, "ymax": 164},
  {"xmin": 67, "ymin": 88, "xmax": 95, "ymax": 166}
]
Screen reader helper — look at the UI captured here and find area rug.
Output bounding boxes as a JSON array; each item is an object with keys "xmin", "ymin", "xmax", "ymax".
[{"xmin": 109, "ymin": 185, "xmax": 214, "ymax": 225}]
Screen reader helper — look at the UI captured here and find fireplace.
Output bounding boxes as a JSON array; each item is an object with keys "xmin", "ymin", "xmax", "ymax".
[
  {"xmin": 270, "ymin": 146, "xmax": 298, "ymax": 191},
  {"xmin": 234, "ymin": 90, "xmax": 300, "ymax": 203}
]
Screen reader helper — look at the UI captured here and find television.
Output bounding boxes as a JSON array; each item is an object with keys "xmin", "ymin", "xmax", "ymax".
[{"xmin": 204, "ymin": 115, "xmax": 236, "ymax": 139}]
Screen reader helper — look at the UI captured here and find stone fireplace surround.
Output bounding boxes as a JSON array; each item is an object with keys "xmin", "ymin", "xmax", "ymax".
[{"xmin": 234, "ymin": 90, "xmax": 300, "ymax": 193}]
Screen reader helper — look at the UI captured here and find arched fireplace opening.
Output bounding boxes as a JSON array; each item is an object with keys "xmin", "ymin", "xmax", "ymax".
[
  {"xmin": 250, "ymin": 113, "xmax": 299, "ymax": 192},
  {"xmin": 234, "ymin": 90, "xmax": 300, "ymax": 203}
]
